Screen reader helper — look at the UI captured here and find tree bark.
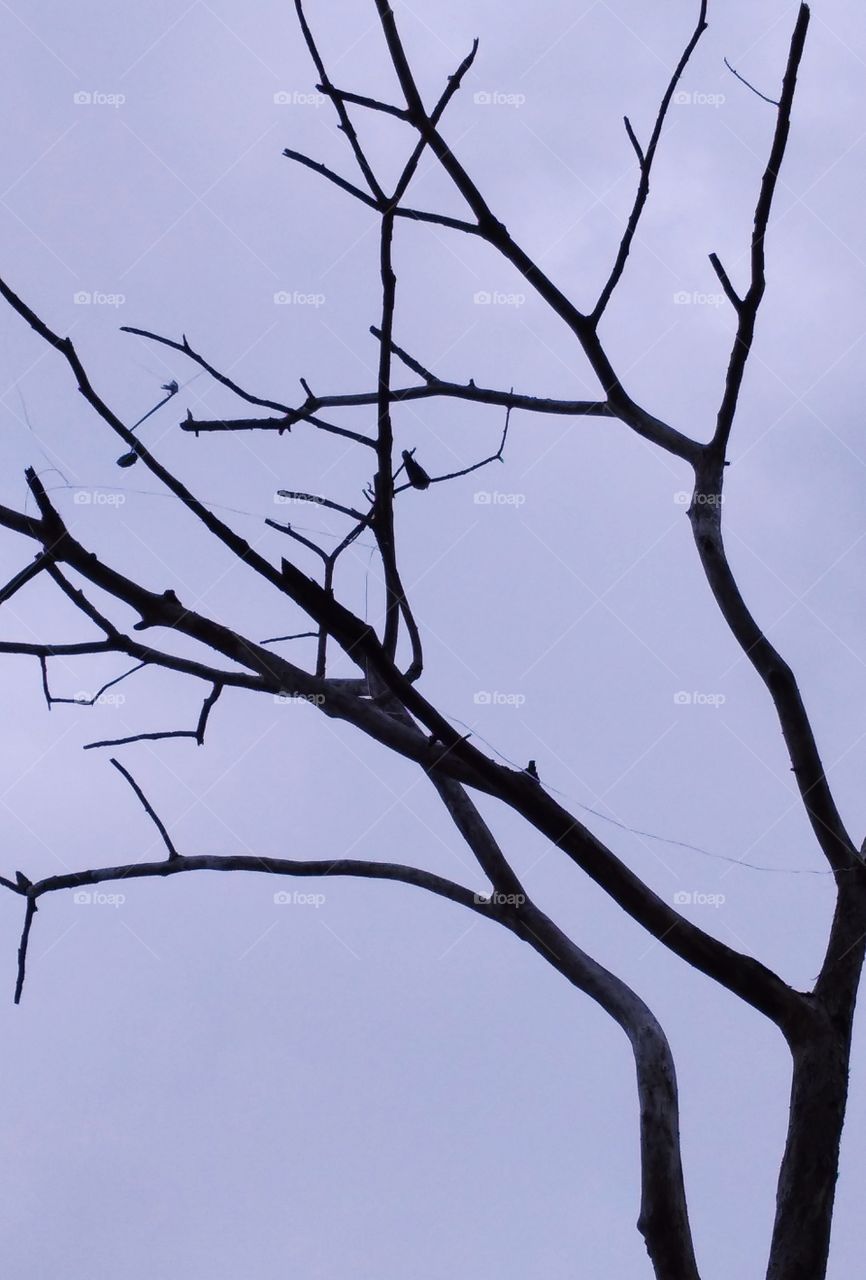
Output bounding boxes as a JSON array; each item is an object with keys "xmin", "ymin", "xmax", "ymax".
[{"xmin": 765, "ymin": 1017, "xmax": 852, "ymax": 1280}]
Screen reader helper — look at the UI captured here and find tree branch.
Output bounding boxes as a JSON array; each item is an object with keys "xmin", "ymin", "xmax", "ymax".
[
  {"xmin": 688, "ymin": 458, "xmax": 855, "ymax": 875},
  {"xmin": 282, "ymin": 147, "xmax": 379, "ymax": 208},
  {"xmin": 14, "ymin": 893, "xmax": 37, "ymax": 1005},
  {"xmin": 393, "ymin": 403, "xmax": 511, "ymax": 493},
  {"xmin": 682, "ymin": 9, "xmax": 852, "ymax": 876},
  {"xmin": 708, "ymin": 252, "xmax": 743, "ymax": 311},
  {"xmin": 365, "ymin": 0, "xmax": 701, "ymax": 465},
  {"xmin": 317, "ymin": 83, "xmax": 409, "ymax": 121},
  {"xmin": 109, "ymin": 757, "xmax": 179, "ymax": 859},
  {"xmin": 514, "ymin": 901, "xmax": 700, "ymax": 1280},
  {"xmin": 0, "ymin": 479, "xmax": 805, "ymax": 1028},
  {"xmin": 712, "ymin": 4, "xmax": 810, "ymax": 454},
  {"xmin": 120, "ymin": 326, "xmax": 293, "ymax": 414},
  {"xmin": 0, "ymin": 552, "xmax": 52, "ymax": 606},
  {"xmin": 294, "ymin": 0, "xmax": 385, "ymax": 202},
  {"xmin": 724, "ymin": 55, "xmax": 780, "ymax": 106},
  {"xmin": 592, "ymin": 2, "xmax": 709, "ymax": 322}
]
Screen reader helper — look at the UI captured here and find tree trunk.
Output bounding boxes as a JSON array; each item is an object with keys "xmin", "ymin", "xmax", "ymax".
[{"xmin": 765, "ymin": 1018, "xmax": 852, "ymax": 1280}]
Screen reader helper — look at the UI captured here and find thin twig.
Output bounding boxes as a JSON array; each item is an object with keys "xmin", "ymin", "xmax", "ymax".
[
  {"xmin": 282, "ymin": 148, "xmax": 379, "ymax": 208},
  {"xmin": 47, "ymin": 661, "xmax": 147, "ymax": 709},
  {"xmin": 294, "ymin": 0, "xmax": 386, "ymax": 202},
  {"xmin": 0, "ymin": 553, "xmax": 51, "ymax": 606},
  {"xmin": 183, "ymin": 411, "xmax": 375, "ymax": 448},
  {"xmin": 724, "ymin": 55, "xmax": 780, "ymax": 106},
  {"xmin": 275, "ymin": 492, "xmax": 365, "ymax": 520},
  {"xmin": 317, "ymin": 84, "xmax": 409, "ymax": 121},
  {"xmin": 195, "ymin": 683, "xmax": 222, "ymax": 745},
  {"xmin": 266, "ymin": 520, "xmax": 330, "ymax": 562},
  {"xmin": 121, "ymin": 327, "xmax": 293, "ymax": 414},
  {"xmin": 623, "ymin": 115, "xmax": 644, "ymax": 166},
  {"xmin": 394, "ymin": 402, "xmax": 512, "ymax": 492},
  {"xmin": 110, "ymin": 756, "xmax": 179, "ymax": 860},
  {"xmin": 14, "ymin": 895, "xmax": 37, "ymax": 1004},
  {"xmin": 260, "ymin": 631, "xmax": 318, "ymax": 645},
  {"xmin": 708, "ymin": 252, "xmax": 742, "ymax": 310}
]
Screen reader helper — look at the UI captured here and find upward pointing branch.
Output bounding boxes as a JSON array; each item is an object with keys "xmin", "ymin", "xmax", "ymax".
[
  {"xmin": 689, "ymin": 6, "xmax": 855, "ymax": 877},
  {"xmin": 713, "ymin": 3, "xmax": 811, "ymax": 455},
  {"xmin": 592, "ymin": 1, "xmax": 709, "ymax": 324}
]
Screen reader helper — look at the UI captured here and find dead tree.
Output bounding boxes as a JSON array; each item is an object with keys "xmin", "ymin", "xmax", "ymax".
[{"xmin": 0, "ymin": 3, "xmax": 857, "ymax": 1278}]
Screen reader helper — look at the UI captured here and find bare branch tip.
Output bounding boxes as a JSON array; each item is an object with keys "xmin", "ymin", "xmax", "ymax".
[
  {"xmin": 723, "ymin": 56, "xmax": 780, "ymax": 106},
  {"xmin": 623, "ymin": 115, "xmax": 645, "ymax": 165}
]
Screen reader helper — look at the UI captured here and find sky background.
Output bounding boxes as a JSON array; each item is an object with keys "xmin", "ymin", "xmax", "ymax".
[{"xmin": 0, "ymin": 0, "xmax": 864, "ymax": 1276}]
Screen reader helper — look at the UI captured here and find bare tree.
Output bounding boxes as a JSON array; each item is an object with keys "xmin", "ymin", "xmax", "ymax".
[{"xmin": 0, "ymin": 3, "xmax": 856, "ymax": 1277}]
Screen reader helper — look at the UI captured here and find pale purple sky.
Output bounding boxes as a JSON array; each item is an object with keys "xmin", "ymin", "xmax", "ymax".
[{"xmin": 0, "ymin": 1, "xmax": 865, "ymax": 1276}]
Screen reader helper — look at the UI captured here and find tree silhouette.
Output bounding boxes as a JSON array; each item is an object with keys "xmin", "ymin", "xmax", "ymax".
[{"xmin": 0, "ymin": 3, "xmax": 856, "ymax": 1278}]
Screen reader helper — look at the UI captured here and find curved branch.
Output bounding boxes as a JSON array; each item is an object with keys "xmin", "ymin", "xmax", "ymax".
[
  {"xmin": 724, "ymin": 55, "xmax": 780, "ymax": 106},
  {"xmin": 514, "ymin": 901, "xmax": 700, "ymax": 1280},
  {"xmin": 1, "ymin": 847, "xmax": 510, "ymax": 1002},
  {"xmin": 688, "ymin": 465, "xmax": 855, "ymax": 874},
  {"xmin": 420, "ymin": 711, "xmax": 700, "ymax": 1277},
  {"xmin": 26, "ymin": 854, "xmax": 487, "ymax": 919}
]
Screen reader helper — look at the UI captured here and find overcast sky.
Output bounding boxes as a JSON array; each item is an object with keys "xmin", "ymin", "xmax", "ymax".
[{"xmin": 0, "ymin": 1, "xmax": 865, "ymax": 1276}]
